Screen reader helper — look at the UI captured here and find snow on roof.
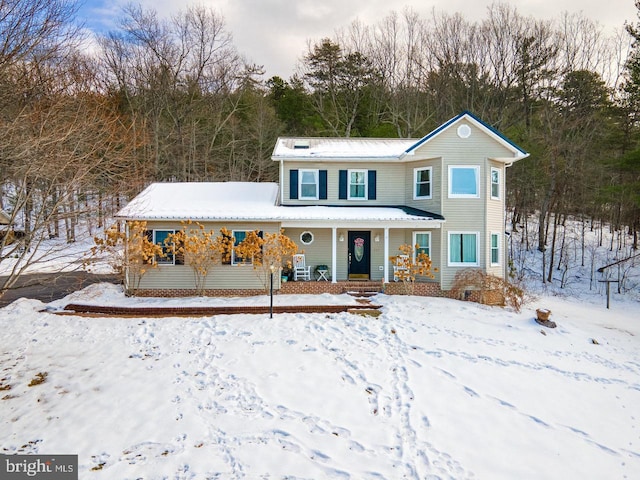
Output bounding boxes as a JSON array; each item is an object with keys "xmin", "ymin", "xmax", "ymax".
[
  {"xmin": 272, "ymin": 137, "xmax": 416, "ymax": 159},
  {"xmin": 272, "ymin": 112, "xmax": 528, "ymax": 162},
  {"xmin": 116, "ymin": 182, "xmax": 444, "ymax": 225},
  {"xmin": 116, "ymin": 182, "xmax": 280, "ymax": 220},
  {"xmin": 274, "ymin": 205, "xmax": 443, "ymax": 223}
]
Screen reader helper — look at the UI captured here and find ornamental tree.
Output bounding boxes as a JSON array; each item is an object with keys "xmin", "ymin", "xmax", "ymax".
[
  {"xmin": 167, "ymin": 221, "xmax": 223, "ymax": 295},
  {"xmin": 234, "ymin": 229, "xmax": 298, "ymax": 292},
  {"xmin": 390, "ymin": 243, "xmax": 438, "ymax": 295},
  {"xmin": 89, "ymin": 220, "xmax": 163, "ymax": 294}
]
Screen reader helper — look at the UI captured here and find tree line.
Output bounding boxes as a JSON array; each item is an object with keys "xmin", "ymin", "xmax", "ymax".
[{"xmin": 0, "ymin": 0, "xmax": 639, "ymax": 293}]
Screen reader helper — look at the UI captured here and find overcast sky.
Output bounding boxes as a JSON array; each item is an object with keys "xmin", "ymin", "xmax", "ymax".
[{"xmin": 78, "ymin": 0, "xmax": 639, "ymax": 79}]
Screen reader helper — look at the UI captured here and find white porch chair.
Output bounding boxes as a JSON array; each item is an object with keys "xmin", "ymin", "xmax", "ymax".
[
  {"xmin": 293, "ymin": 254, "xmax": 312, "ymax": 281},
  {"xmin": 393, "ymin": 255, "xmax": 409, "ymax": 281}
]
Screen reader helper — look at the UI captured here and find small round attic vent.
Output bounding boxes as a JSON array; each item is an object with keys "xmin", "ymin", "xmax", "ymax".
[{"xmin": 457, "ymin": 124, "xmax": 471, "ymax": 138}]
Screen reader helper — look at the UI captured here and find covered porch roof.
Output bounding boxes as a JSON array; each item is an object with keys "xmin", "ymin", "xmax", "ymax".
[{"xmin": 276, "ymin": 205, "xmax": 444, "ymax": 228}]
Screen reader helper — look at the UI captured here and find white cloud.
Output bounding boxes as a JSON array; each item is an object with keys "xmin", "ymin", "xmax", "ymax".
[{"xmin": 80, "ymin": 0, "xmax": 638, "ymax": 78}]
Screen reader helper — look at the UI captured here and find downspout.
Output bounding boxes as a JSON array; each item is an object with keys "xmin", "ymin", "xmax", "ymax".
[{"xmin": 280, "ymin": 159, "xmax": 284, "ymax": 204}]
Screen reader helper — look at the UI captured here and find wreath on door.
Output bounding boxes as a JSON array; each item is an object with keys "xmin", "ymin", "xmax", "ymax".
[{"xmin": 354, "ymin": 237, "xmax": 365, "ymax": 262}]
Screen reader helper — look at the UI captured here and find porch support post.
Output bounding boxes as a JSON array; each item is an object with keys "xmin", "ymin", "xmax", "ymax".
[
  {"xmin": 331, "ymin": 227, "xmax": 337, "ymax": 283},
  {"xmin": 383, "ymin": 227, "xmax": 390, "ymax": 283}
]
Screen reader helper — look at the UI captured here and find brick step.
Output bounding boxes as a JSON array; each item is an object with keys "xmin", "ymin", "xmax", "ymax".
[{"xmin": 343, "ymin": 281, "xmax": 383, "ymax": 297}]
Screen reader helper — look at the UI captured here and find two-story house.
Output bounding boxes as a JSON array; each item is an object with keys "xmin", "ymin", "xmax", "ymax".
[{"xmin": 116, "ymin": 111, "xmax": 528, "ymax": 295}]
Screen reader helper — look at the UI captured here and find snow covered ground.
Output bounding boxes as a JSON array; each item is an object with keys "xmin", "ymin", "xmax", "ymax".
[
  {"xmin": 1, "ymin": 282, "xmax": 639, "ymax": 479},
  {"xmin": 1, "ymin": 218, "xmax": 639, "ymax": 478}
]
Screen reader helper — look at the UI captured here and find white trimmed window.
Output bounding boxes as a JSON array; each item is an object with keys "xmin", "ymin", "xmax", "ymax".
[
  {"xmin": 491, "ymin": 233, "xmax": 501, "ymax": 266},
  {"xmin": 231, "ymin": 230, "xmax": 251, "ymax": 265},
  {"xmin": 449, "ymin": 166, "xmax": 480, "ymax": 198},
  {"xmin": 299, "ymin": 169, "xmax": 319, "ymax": 200},
  {"xmin": 448, "ymin": 232, "xmax": 479, "ymax": 266},
  {"xmin": 413, "ymin": 231, "xmax": 431, "ymax": 259},
  {"xmin": 153, "ymin": 229, "xmax": 175, "ymax": 264},
  {"xmin": 300, "ymin": 231, "xmax": 314, "ymax": 245},
  {"xmin": 348, "ymin": 169, "xmax": 367, "ymax": 200},
  {"xmin": 491, "ymin": 167, "xmax": 500, "ymax": 200},
  {"xmin": 414, "ymin": 167, "xmax": 432, "ymax": 199}
]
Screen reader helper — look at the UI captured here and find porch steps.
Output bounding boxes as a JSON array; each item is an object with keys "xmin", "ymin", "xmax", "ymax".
[{"xmin": 343, "ymin": 281, "xmax": 383, "ymax": 298}]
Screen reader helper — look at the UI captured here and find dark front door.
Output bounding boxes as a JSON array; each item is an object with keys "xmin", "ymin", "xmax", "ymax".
[{"xmin": 348, "ymin": 231, "xmax": 371, "ymax": 280}]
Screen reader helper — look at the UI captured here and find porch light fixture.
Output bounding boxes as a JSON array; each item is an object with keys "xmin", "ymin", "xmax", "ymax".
[
  {"xmin": 339, "ymin": 233, "xmax": 344, "ymax": 242},
  {"xmin": 374, "ymin": 234, "xmax": 380, "ymax": 242}
]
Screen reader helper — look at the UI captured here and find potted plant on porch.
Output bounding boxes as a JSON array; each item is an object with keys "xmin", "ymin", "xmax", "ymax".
[{"xmin": 281, "ymin": 262, "xmax": 293, "ymax": 282}]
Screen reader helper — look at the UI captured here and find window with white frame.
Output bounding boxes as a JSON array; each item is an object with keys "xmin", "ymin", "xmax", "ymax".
[
  {"xmin": 300, "ymin": 231, "xmax": 314, "ymax": 245},
  {"xmin": 491, "ymin": 167, "xmax": 500, "ymax": 200},
  {"xmin": 299, "ymin": 169, "xmax": 319, "ymax": 199},
  {"xmin": 153, "ymin": 229, "xmax": 175, "ymax": 264},
  {"xmin": 413, "ymin": 231, "xmax": 431, "ymax": 259},
  {"xmin": 414, "ymin": 167, "xmax": 432, "ymax": 199},
  {"xmin": 231, "ymin": 230, "xmax": 251, "ymax": 265},
  {"xmin": 491, "ymin": 233, "xmax": 500, "ymax": 265},
  {"xmin": 449, "ymin": 166, "xmax": 480, "ymax": 198},
  {"xmin": 348, "ymin": 170, "xmax": 367, "ymax": 200},
  {"xmin": 448, "ymin": 232, "xmax": 479, "ymax": 266}
]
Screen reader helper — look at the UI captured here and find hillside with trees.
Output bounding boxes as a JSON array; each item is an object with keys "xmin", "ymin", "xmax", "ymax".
[{"xmin": 1, "ymin": 0, "xmax": 639, "ymax": 295}]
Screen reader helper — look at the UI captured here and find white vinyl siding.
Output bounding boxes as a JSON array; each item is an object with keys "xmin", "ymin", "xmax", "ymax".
[
  {"xmin": 449, "ymin": 165, "xmax": 479, "ymax": 198},
  {"xmin": 448, "ymin": 232, "xmax": 479, "ymax": 266}
]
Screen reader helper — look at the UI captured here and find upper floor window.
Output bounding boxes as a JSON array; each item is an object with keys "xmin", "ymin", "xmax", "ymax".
[
  {"xmin": 448, "ymin": 232, "xmax": 479, "ymax": 266},
  {"xmin": 449, "ymin": 166, "xmax": 479, "ymax": 198},
  {"xmin": 348, "ymin": 170, "xmax": 367, "ymax": 200},
  {"xmin": 491, "ymin": 167, "xmax": 500, "ymax": 200},
  {"xmin": 414, "ymin": 167, "xmax": 432, "ymax": 199},
  {"xmin": 289, "ymin": 169, "xmax": 327, "ymax": 200},
  {"xmin": 299, "ymin": 169, "xmax": 318, "ymax": 200},
  {"xmin": 413, "ymin": 231, "xmax": 431, "ymax": 258}
]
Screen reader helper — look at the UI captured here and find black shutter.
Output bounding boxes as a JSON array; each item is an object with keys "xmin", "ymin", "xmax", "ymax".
[
  {"xmin": 175, "ymin": 235, "xmax": 184, "ymax": 265},
  {"xmin": 319, "ymin": 170, "xmax": 328, "ymax": 200},
  {"xmin": 368, "ymin": 170, "xmax": 377, "ymax": 200},
  {"xmin": 339, "ymin": 170, "xmax": 347, "ymax": 200},
  {"xmin": 144, "ymin": 230, "xmax": 153, "ymax": 264},
  {"xmin": 222, "ymin": 231, "xmax": 232, "ymax": 265},
  {"xmin": 289, "ymin": 169, "xmax": 298, "ymax": 199}
]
